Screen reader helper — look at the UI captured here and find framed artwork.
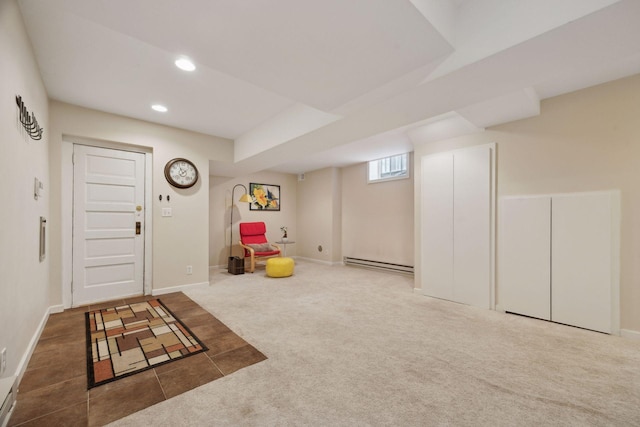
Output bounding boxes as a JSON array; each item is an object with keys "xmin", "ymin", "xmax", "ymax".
[{"xmin": 249, "ymin": 183, "xmax": 280, "ymax": 211}]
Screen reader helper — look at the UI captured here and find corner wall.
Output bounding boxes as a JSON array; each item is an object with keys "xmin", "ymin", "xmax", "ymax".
[
  {"xmin": 413, "ymin": 73, "xmax": 640, "ymax": 333},
  {"xmin": 0, "ymin": 0, "xmax": 50, "ymax": 382},
  {"xmin": 341, "ymin": 158, "xmax": 414, "ymax": 266},
  {"xmin": 296, "ymin": 168, "xmax": 342, "ymax": 263},
  {"xmin": 209, "ymin": 171, "xmax": 298, "ymax": 267}
]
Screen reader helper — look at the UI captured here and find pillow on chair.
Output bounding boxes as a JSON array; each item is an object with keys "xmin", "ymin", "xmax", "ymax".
[{"xmin": 247, "ymin": 243, "xmax": 273, "ymax": 252}]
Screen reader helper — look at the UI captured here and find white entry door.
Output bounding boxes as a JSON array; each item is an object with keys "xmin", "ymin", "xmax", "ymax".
[{"xmin": 72, "ymin": 145, "xmax": 146, "ymax": 306}]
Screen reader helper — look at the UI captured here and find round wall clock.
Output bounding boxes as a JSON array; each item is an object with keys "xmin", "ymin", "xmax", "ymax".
[{"xmin": 164, "ymin": 158, "xmax": 199, "ymax": 189}]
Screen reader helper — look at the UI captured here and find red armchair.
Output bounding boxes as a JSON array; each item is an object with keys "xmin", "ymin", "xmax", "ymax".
[{"xmin": 239, "ymin": 222, "xmax": 281, "ymax": 273}]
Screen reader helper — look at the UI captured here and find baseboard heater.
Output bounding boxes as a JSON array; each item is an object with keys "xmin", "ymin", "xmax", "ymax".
[
  {"xmin": 0, "ymin": 377, "xmax": 16, "ymax": 427},
  {"xmin": 343, "ymin": 257, "xmax": 414, "ymax": 275}
]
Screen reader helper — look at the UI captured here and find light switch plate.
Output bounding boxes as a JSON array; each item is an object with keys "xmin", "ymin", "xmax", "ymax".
[
  {"xmin": 34, "ymin": 177, "xmax": 44, "ymax": 200},
  {"xmin": 0, "ymin": 348, "xmax": 6, "ymax": 375},
  {"xmin": 161, "ymin": 208, "xmax": 172, "ymax": 217}
]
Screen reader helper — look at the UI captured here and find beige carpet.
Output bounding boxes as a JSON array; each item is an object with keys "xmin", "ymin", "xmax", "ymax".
[{"xmin": 111, "ymin": 260, "xmax": 640, "ymax": 426}]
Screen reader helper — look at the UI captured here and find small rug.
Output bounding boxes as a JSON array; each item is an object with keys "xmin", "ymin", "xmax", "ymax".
[{"xmin": 85, "ymin": 299, "xmax": 207, "ymax": 388}]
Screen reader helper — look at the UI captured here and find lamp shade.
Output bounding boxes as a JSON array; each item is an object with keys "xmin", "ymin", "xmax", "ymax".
[{"xmin": 239, "ymin": 193, "xmax": 252, "ymax": 203}]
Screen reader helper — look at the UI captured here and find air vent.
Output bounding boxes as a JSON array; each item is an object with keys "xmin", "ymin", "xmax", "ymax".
[{"xmin": 0, "ymin": 377, "xmax": 16, "ymax": 427}]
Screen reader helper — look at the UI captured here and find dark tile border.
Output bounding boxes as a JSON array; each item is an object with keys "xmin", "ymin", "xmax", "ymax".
[
  {"xmin": 85, "ymin": 299, "xmax": 209, "ymax": 389},
  {"xmin": 10, "ymin": 292, "xmax": 267, "ymax": 426}
]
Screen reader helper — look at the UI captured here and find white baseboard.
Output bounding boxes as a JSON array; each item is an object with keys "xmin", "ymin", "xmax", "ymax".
[
  {"xmin": 15, "ymin": 306, "xmax": 58, "ymax": 388},
  {"xmin": 620, "ymin": 329, "xmax": 640, "ymax": 340},
  {"xmin": 4, "ymin": 304, "xmax": 65, "ymax": 426},
  {"xmin": 295, "ymin": 256, "xmax": 342, "ymax": 266},
  {"xmin": 49, "ymin": 305, "xmax": 64, "ymax": 314},
  {"xmin": 210, "ymin": 265, "xmax": 226, "ymax": 273},
  {"xmin": 494, "ymin": 304, "xmax": 506, "ymax": 313},
  {"xmin": 210, "ymin": 257, "xmax": 344, "ymax": 272},
  {"xmin": 152, "ymin": 281, "xmax": 209, "ymax": 296}
]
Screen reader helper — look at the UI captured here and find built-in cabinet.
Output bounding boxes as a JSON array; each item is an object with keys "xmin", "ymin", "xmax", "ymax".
[
  {"xmin": 499, "ymin": 191, "xmax": 620, "ymax": 333},
  {"xmin": 421, "ymin": 144, "xmax": 495, "ymax": 309}
]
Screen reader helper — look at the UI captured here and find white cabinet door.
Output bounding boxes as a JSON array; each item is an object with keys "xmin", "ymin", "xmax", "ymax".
[
  {"xmin": 498, "ymin": 191, "xmax": 619, "ymax": 333},
  {"xmin": 552, "ymin": 193, "xmax": 614, "ymax": 333},
  {"xmin": 453, "ymin": 145, "xmax": 492, "ymax": 309},
  {"xmin": 499, "ymin": 196, "xmax": 551, "ymax": 320},
  {"xmin": 421, "ymin": 152, "xmax": 454, "ymax": 301}
]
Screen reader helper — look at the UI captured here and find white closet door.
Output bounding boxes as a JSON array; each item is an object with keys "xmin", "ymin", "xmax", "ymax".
[
  {"xmin": 421, "ymin": 152, "xmax": 454, "ymax": 301},
  {"xmin": 552, "ymin": 193, "xmax": 613, "ymax": 333},
  {"xmin": 499, "ymin": 196, "xmax": 551, "ymax": 320},
  {"xmin": 453, "ymin": 146, "xmax": 492, "ymax": 309}
]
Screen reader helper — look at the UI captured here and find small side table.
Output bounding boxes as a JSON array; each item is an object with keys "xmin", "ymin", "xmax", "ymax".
[{"xmin": 275, "ymin": 240, "xmax": 295, "ymax": 256}]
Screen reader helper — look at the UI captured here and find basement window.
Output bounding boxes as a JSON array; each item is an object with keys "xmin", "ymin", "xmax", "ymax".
[{"xmin": 367, "ymin": 153, "xmax": 409, "ymax": 183}]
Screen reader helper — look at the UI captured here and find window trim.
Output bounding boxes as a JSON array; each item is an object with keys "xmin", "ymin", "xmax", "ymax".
[{"xmin": 367, "ymin": 153, "xmax": 411, "ymax": 184}]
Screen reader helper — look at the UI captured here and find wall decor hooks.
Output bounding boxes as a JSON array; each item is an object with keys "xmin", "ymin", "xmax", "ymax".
[{"xmin": 15, "ymin": 95, "xmax": 44, "ymax": 140}]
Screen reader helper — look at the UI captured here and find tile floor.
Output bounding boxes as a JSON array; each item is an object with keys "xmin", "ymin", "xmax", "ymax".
[{"xmin": 8, "ymin": 292, "xmax": 267, "ymax": 426}]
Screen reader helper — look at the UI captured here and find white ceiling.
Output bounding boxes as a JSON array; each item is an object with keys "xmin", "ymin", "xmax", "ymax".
[{"xmin": 17, "ymin": 0, "xmax": 640, "ymax": 176}]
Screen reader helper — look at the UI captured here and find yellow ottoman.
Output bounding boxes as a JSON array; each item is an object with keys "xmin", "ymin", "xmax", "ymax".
[{"xmin": 266, "ymin": 257, "xmax": 295, "ymax": 278}]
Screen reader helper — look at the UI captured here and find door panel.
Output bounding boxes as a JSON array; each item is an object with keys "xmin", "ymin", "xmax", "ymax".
[
  {"xmin": 72, "ymin": 145, "xmax": 145, "ymax": 306},
  {"xmin": 421, "ymin": 152, "xmax": 454, "ymax": 301},
  {"xmin": 453, "ymin": 146, "xmax": 491, "ymax": 309},
  {"xmin": 86, "ymin": 238, "xmax": 135, "ymax": 258},
  {"xmin": 499, "ymin": 196, "xmax": 551, "ymax": 320},
  {"xmin": 551, "ymin": 193, "xmax": 612, "ymax": 333},
  {"xmin": 85, "ymin": 264, "xmax": 136, "ymax": 286}
]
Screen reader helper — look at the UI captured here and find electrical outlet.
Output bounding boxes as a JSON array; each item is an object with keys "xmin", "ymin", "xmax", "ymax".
[
  {"xmin": 186, "ymin": 265, "xmax": 193, "ymax": 275},
  {"xmin": 1, "ymin": 348, "xmax": 6, "ymax": 375}
]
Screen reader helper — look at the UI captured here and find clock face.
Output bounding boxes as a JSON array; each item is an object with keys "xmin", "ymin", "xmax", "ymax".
[{"xmin": 164, "ymin": 158, "xmax": 198, "ymax": 188}]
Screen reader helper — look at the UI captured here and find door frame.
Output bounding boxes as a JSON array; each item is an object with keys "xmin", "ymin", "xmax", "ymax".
[{"xmin": 62, "ymin": 137, "xmax": 153, "ymax": 308}]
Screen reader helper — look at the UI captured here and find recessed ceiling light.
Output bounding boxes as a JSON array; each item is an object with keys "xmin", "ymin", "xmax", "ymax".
[
  {"xmin": 151, "ymin": 104, "xmax": 168, "ymax": 112},
  {"xmin": 175, "ymin": 57, "xmax": 196, "ymax": 72}
]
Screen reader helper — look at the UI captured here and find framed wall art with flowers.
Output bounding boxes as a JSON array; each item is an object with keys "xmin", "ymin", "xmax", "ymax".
[{"xmin": 249, "ymin": 183, "xmax": 280, "ymax": 211}]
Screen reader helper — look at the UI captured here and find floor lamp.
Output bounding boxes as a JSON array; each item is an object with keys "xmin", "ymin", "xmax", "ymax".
[{"xmin": 229, "ymin": 184, "xmax": 252, "ymax": 262}]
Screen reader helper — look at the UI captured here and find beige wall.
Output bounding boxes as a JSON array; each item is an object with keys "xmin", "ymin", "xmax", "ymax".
[
  {"xmin": 341, "ymin": 159, "xmax": 414, "ymax": 266},
  {"xmin": 0, "ymin": 0, "xmax": 50, "ymax": 380},
  {"xmin": 211, "ymin": 163, "xmax": 414, "ymax": 268},
  {"xmin": 48, "ymin": 101, "xmax": 234, "ymax": 303},
  {"xmin": 414, "ymin": 73, "xmax": 640, "ymax": 333},
  {"xmin": 296, "ymin": 168, "xmax": 342, "ymax": 263},
  {"xmin": 209, "ymin": 171, "xmax": 298, "ymax": 267}
]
